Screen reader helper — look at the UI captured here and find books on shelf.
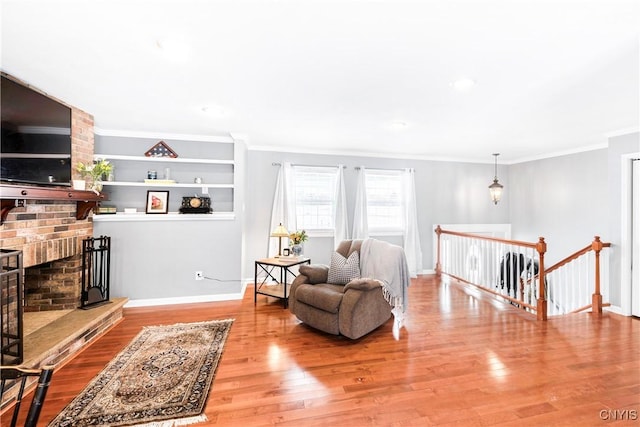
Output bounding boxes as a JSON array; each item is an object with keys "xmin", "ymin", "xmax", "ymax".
[
  {"xmin": 144, "ymin": 179, "xmax": 176, "ymax": 185},
  {"xmin": 97, "ymin": 205, "xmax": 117, "ymax": 215}
]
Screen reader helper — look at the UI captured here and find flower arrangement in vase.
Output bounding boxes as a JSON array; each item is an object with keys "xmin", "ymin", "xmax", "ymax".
[
  {"xmin": 76, "ymin": 158, "xmax": 113, "ymax": 194},
  {"xmin": 289, "ymin": 230, "xmax": 308, "ymax": 256}
]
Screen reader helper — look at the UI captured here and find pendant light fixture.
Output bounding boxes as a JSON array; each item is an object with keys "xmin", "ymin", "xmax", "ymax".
[{"xmin": 488, "ymin": 153, "xmax": 504, "ymax": 205}]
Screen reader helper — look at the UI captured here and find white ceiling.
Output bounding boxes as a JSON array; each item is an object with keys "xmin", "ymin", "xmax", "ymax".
[{"xmin": 2, "ymin": 0, "xmax": 639, "ymax": 163}]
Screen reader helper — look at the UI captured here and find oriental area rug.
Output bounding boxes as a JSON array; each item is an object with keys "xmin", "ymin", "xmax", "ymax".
[{"xmin": 48, "ymin": 319, "xmax": 234, "ymax": 427}]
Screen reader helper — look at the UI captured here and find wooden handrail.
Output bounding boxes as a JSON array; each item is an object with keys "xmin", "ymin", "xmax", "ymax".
[
  {"xmin": 546, "ymin": 240, "xmax": 611, "ymax": 274},
  {"xmin": 434, "ymin": 226, "xmax": 539, "ymax": 249}
]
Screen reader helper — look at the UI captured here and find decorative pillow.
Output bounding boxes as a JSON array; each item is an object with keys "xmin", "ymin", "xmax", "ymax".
[{"xmin": 327, "ymin": 250, "xmax": 361, "ymax": 285}]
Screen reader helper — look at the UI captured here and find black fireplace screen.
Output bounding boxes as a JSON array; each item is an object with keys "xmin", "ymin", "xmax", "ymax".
[
  {"xmin": 0, "ymin": 249, "xmax": 23, "ymax": 365},
  {"xmin": 81, "ymin": 236, "xmax": 111, "ymax": 309}
]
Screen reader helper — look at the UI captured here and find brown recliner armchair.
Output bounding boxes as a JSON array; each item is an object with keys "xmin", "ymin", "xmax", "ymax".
[{"xmin": 288, "ymin": 239, "xmax": 392, "ymax": 339}]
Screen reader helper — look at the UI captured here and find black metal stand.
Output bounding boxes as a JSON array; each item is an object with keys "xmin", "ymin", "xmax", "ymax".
[
  {"xmin": 81, "ymin": 236, "xmax": 111, "ymax": 309},
  {"xmin": 0, "ymin": 249, "xmax": 23, "ymax": 365},
  {"xmin": 254, "ymin": 257, "xmax": 311, "ymax": 308}
]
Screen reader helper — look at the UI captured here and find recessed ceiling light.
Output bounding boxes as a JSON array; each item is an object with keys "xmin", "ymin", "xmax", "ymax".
[
  {"xmin": 155, "ymin": 37, "xmax": 190, "ymax": 62},
  {"xmin": 389, "ymin": 120, "xmax": 408, "ymax": 131},
  {"xmin": 201, "ymin": 106, "xmax": 226, "ymax": 117},
  {"xmin": 451, "ymin": 78, "xmax": 476, "ymax": 92}
]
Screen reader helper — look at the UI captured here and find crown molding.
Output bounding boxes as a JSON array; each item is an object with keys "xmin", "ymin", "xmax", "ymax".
[
  {"xmin": 603, "ymin": 127, "xmax": 639, "ymax": 138},
  {"xmin": 247, "ymin": 144, "xmax": 488, "ymax": 164},
  {"xmin": 93, "ymin": 127, "xmax": 235, "ymax": 143},
  {"xmin": 247, "ymin": 142, "xmax": 616, "ymax": 165},
  {"xmin": 508, "ymin": 142, "xmax": 609, "ymax": 164}
]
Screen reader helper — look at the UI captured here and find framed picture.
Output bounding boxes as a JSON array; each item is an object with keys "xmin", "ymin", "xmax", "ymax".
[{"xmin": 146, "ymin": 190, "xmax": 169, "ymax": 214}]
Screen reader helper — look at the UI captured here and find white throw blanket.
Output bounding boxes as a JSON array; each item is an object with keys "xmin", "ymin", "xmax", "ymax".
[{"xmin": 359, "ymin": 238, "xmax": 411, "ymax": 335}]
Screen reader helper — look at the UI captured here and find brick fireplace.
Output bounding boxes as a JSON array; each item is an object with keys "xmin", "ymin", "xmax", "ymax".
[
  {"xmin": 0, "ymin": 78, "xmax": 127, "ymax": 410},
  {"xmin": 0, "ymin": 105, "xmax": 95, "ymax": 310}
]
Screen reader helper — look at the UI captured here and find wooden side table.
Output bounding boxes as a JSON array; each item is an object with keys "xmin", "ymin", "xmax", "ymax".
[{"xmin": 254, "ymin": 257, "xmax": 311, "ymax": 308}]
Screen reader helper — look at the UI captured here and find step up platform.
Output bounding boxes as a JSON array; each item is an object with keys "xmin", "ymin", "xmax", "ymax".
[{"xmin": 1, "ymin": 298, "xmax": 127, "ymax": 410}]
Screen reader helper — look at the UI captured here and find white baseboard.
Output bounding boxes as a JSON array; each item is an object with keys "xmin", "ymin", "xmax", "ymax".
[
  {"xmin": 604, "ymin": 305, "xmax": 627, "ymax": 316},
  {"xmin": 125, "ymin": 282, "xmax": 248, "ymax": 308}
]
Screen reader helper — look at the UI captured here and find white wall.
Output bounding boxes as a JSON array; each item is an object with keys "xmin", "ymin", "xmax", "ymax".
[
  {"xmin": 95, "ymin": 219, "xmax": 243, "ymax": 302},
  {"xmin": 509, "ymin": 149, "xmax": 609, "ymax": 263},
  {"xmin": 509, "ymin": 132, "xmax": 640, "ymax": 309}
]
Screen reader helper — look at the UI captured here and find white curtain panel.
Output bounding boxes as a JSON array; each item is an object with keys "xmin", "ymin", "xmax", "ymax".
[
  {"xmin": 268, "ymin": 162, "xmax": 296, "ymax": 257},
  {"xmin": 352, "ymin": 166, "xmax": 369, "ymax": 240},
  {"xmin": 268, "ymin": 165, "xmax": 284, "ymax": 257},
  {"xmin": 402, "ymin": 168, "xmax": 423, "ymax": 277},
  {"xmin": 283, "ymin": 162, "xmax": 297, "ymax": 232},
  {"xmin": 333, "ymin": 165, "xmax": 349, "ymax": 248}
]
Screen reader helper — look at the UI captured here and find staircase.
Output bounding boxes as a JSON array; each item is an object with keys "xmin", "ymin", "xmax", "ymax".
[{"xmin": 434, "ymin": 226, "xmax": 611, "ymax": 320}]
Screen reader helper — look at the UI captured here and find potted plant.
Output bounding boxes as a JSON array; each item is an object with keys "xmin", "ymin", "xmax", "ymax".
[
  {"xmin": 289, "ymin": 230, "xmax": 308, "ymax": 256},
  {"xmin": 76, "ymin": 158, "xmax": 113, "ymax": 194}
]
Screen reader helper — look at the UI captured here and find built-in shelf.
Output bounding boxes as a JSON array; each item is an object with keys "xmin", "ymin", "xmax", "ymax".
[
  {"xmin": 2, "ymin": 153, "xmax": 72, "ymax": 159},
  {"xmin": 0, "ymin": 184, "xmax": 107, "ymax": 224},
  {"xmin": 93, "ymin": 146, "xmax": 235, "ymax": 216},
  {"xmin": 92, "ymin": 212, "xmax": 235, "ymax": 222},
  {"xmin": 101, "ymin": 182, "xmax": 233, "ymax": 189},
  {"xmin": 94, "ymin": 154, "xmax": 234, "ymax": 165}
]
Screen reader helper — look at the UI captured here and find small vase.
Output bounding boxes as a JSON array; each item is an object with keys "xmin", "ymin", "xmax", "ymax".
[
  {"xmin": 90, "ymin": 180, "xmax": 103, "ymax": 194},
  {"xmin": 291, "ymin": 244, "xmax": 303, "ymax": 256}
]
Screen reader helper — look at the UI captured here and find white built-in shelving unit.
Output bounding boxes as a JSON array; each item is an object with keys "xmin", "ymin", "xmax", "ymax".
[{"xmin": 91, "ymin": 143, "xmax": 236, "ymax": 221}]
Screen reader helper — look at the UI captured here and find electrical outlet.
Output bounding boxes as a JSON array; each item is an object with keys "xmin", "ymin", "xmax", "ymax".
[{"xmin": 195, "ymin": 271, "xmax": 204, "ymax": 281}]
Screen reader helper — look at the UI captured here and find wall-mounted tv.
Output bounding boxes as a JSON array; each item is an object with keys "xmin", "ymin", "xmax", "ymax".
[{"xmin": 1, "ymin": 74, "xmax": 72, "ymax": 186}]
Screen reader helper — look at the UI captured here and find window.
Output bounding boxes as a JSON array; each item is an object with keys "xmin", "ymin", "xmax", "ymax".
[
  {"xmin": 293, "ymin": 166, "xmax": 337, "ymax": 231},
  {"xmin": 365, "ymin": 170, "xmax": 403, "ymax": 232}
]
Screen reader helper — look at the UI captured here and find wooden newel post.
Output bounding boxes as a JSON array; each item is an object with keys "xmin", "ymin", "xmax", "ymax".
[
  {"xmin": 592, "ymin": 236, "xmax": 603, "ymax": 315},
  {"xmin": 435, "ymin": 225, "xmax": 442, "ymax": 277},
  {"xmin": 536, "ymin": 237, "xmax": 547, "ymax": 321}
]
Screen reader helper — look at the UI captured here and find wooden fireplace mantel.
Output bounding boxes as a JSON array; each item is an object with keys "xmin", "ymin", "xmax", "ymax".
[{"xmin": 0, "ymin": 184, "xmax": 107, "ymax": 224}]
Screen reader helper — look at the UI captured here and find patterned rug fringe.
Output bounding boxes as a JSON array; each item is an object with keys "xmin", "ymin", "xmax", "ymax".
[
  {"xmin": 134, "ymin": 414, "xmax": 208, "ymax": 427},
  {"xmin": 143, "ymin": 319, "xmax": 235, "ymax": 330}
]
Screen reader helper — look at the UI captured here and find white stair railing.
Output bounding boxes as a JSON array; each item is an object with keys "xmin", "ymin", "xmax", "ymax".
[{"xmin": 435, "ymin": 226, "xmax": 610, "ymax": 320}]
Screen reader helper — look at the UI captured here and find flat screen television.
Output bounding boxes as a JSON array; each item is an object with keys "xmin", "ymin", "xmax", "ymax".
[{"xmin": 1, "ymin": 75, "xmax": 72, "ymax": 186}]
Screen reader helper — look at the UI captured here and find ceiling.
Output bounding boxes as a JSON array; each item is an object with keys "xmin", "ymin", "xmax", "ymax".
[{"xmin": 2, "ymin": 0, "xmax": 639, "ymax": 163}]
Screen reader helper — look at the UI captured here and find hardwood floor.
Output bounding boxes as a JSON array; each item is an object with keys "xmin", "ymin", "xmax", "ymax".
[{"xmin": 11, "ymin": 275, "xmax": 640, "ymax": 426}]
